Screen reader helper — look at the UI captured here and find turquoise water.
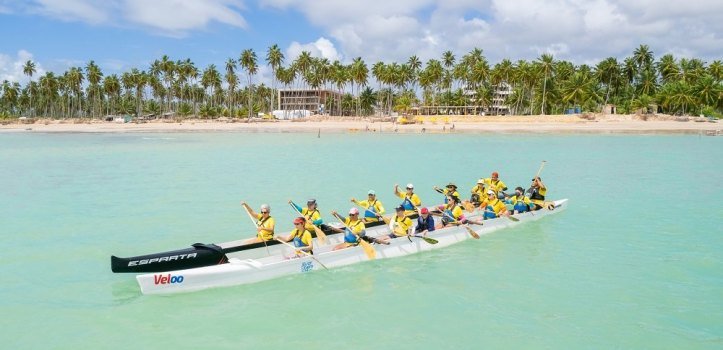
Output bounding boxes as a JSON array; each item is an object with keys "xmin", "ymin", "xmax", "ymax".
[{"xmin": 1, "ymin": 132, "xmax": 721, "ymax": 349}]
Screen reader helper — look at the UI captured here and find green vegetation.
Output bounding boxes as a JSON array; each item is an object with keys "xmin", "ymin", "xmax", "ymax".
[{"xmin": 0, "ymin": 44, "xmax": 720, "ymax": 119}]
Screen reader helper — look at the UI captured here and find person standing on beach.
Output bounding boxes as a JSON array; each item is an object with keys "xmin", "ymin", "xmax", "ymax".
[
  {"xmin": 484, "ymin": 171, "xmax": 508, "ymax": 198},
  {"xmin": 241, "ymin": 202, "xmax": 275, "ymax": 243},
  {"xmin": 394, "ymin": 183, "xmax": 422, "ymax": 214},
  {"xmin": 433, "ymin": 183, "xmax": 460, "ymax": 204},
  {"xmin": 276, "ymin": 217, "xmax": 314, "ymax": 257},
  {"xmin": 414, "ymin": 207, "xmax": 436, "ymax": 236},
  {"xmin": 330, "ymin": 208, "xmax": 366, "ymax": 250},
  {"xmin": 351, "ymin": 190, "xmax": 385, "ymax": 222},
  {"xmin": 290, "ymin": 198, "xmax": 324, "ymax": 229},
  {"xmin": 527, "ymin": 177, "xmax": 548, "ymax": 210}
]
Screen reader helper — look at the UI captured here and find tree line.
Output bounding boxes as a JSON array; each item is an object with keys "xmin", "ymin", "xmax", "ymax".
[{"xmin": 0, "ymin": 44, "xmax": 721, "ymax": 120}]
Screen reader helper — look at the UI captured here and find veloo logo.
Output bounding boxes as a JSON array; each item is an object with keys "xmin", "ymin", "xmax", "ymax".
[{"xmin": 154, "ymin": 274, "xmax": 184, "ymax": 285}]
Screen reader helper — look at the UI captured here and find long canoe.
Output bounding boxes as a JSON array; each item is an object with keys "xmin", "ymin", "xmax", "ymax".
[{"xmin": 136, "ymin": 199, "xmax": 568, "ymax": 295}]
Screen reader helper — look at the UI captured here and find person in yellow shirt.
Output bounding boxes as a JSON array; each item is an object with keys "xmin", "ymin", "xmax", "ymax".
[
  {"xmin": 527, "ymin": 176, "xmax": 548, "ymax": 210},
  {"xmin": 394, "ymin": 183, "xmax": 422, "ymax": 214},
  {"xmin": 289, "ymin": 198, "xmax": 323, "ymax": 229},
  {"xmin": 241, "ymin": 202, "xmax": 275, "ymax": 243},
  {"xmin": 276, "ymin": 217, "xmax": 314, "ymax": 257},
  {"xmin": 436, "ymin": 195, "xmax": 483, "ymax": 227},
  {"xmin": 479, "ymin": 190, "xmax": 509, "ymax": 219},
  {"xmin": 483, "ymin": 171, "xmax": 508, "ymax": 198},
  {"xmin": 330, "ymin": 207, "xmax": 367, "ymax": 250},
  {"xmin": 469, "ymin": 179, "xmax": 487, "ymax": 206},
  {"xmin": 376, "ymin": 206, "xmax": 414, "ymax": 244},
  {"xmin": 506, "ymin": 186, "xmax": 533, "ymax": 214},
  {"xmin": 351, "ymin": 190, "xmax": 385, "ymax": 222},
  {"xmin": 433, "ymin": 182, "xmax": 460, "ymax": 204}
]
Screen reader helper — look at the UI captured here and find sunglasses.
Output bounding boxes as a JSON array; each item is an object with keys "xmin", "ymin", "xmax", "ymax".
[
  {"xmin": 350, "ymin": 213, "xmax": 358, "ymax": 216},
  {"xmin": 261, "ymin": 211, "xmax": 269, "ymax": 214},
  {"xmin": 294, "ymin": 222, "xmax": 304, "ymax": 225}
]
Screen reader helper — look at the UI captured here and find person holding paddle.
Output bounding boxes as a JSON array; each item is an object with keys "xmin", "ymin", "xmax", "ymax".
[
  {"xmin": 376, "ymin": 206, "xmax": 413, "ymax": 244},
  {"xmin": 330, "ymin": 208, "xmax": 367, "ymax": 251},
  {"xmin": 527, "ymin": 177, "xmax": 548, "ymax": 210},
  {"xmin": 351, "ymin": 190, "xmax": 385, "ymax": 222},
  {"xmin": 290, "ymin": 198, "xmax": 324, "ymax": 228},
  {"xmin": 469, "ymin": 178, "xmax": 487, "ymax": 206},
  {"xmin": 483, "ymin": 171, "xmax": 508, "ymax": 199},
  {"xmin": 506, "ymin": 186, "xmax": 533, "ymax": 214},
  {"xmin": 394, "ymin": 183, "xmax": 422, "ymax": 214},
  {"xmin": 436, "ymin": 194, "xmax": 483, "ymax": 227},
  {"xmin": 240, "ymin": 202, "xmax": 275, "ymax": 243},
  {"xmin": 433, "ymin": 182, "xmax": 460, "ymax": 204},
  {"xmin": 478, "ymin": 190, "xmax": 509, "ymax": 219},
  {"xmin": 276, "ymin": 217, "xmax": 314, "ymax": 257},
  {"xmin": 414, "ymin": 207, "xmax": 436, "ymax": 236}
]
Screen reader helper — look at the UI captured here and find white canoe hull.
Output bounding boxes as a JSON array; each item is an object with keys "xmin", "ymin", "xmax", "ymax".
[{"xmin": 137, "ymin": 199, "xmax": 568, "ymax": 295}]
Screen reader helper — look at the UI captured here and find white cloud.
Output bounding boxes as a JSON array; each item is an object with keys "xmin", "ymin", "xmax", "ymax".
[
  {"xmin": 262, "ymin": 0, "xmax": 723, "ymax": 64},
  {"xmin": 286, "ymin": 37, "xmax": 342, "ymax": 62},
  {"xmin": 0, "ymin": 50, "xmax": 45, "ymax": 83},
  {"xmin": 14, "ymin": 0, "xmax": 247, "ymax": 36}
]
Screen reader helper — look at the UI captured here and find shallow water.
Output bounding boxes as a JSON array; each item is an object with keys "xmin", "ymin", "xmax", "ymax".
[{"xmin": 1, "ymin": 132, "xmax": 721, "ymax": 348}]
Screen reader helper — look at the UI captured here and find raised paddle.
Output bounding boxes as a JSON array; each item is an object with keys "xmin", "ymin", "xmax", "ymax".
[
  {"xmin": 241, "ymin": 202, "xmax": 271, "ymax": 255},
  {"xmin": 275, "ymin": 238, "xmax": 328, "ymax": 270},
  {"xmin": 438, "ymin": 207, "xmax": 480, "ymax": 239},
  {"xmin": 289, "ymin": 201, "xmax": 328, "ymax": 245},
  {"xmin": 331, "ymin": 212, "xmax": 376, "ymax": 260},
  {"xmin": 535, "ymin": 160, "xmax": 546, "ymax": 179}
]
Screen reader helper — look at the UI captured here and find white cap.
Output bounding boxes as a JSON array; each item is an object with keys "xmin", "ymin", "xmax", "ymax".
[
  {"xmin": 260, "ymin": 204, "xmax": 270, "ymax": 211},
  {"xmin": 477, "ymin": 178, "xmax": 485, "ymax": 184},
  {"xmin": 368, "ymin": 190, "xmax": 376, "ymax": 195},
  {"xmin": 406, "ymin": 183, "xmax": 414, "ymax": 189},
  {"xmin": 349, "ymin": 207, "xmax": 359, "ymax": 215},
  {"xmin": 487, "ymin": 190, "xmax": 495, "ymax": 195}
]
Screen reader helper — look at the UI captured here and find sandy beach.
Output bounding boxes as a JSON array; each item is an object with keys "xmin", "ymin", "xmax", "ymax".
[{"xmin": 1, "ymin": 114, "xmax": 720, "ymax": 135}]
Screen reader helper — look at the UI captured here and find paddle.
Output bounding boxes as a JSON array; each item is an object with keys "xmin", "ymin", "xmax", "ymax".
[
  {"xmin": 289, "ymin": 201, "xmax": 328, "ymax": 245},
  {"xmin": 241, "ymin": 202, "xmax": 271, "ymax": 255},
  {"xmin": 331, "ymin": 212, "xmax": 376, "ymax": 260},
  {"xmin": 392, "ymin": 225, "xmax": 438, "ymax": 244},
  {"xmin": 275, "ymin": 238, "xmax": 328, "ymax": 270},
  {"xmin": 535, "ymin": 160, "xmax": 547, "ymax": 179},
  {"xmin": 437, "ymin": 206, "xmax": 480, "ymax": 239},
  {"xmin": 479, "ymin": 208, "xmax": 520, "ymax": 222}
]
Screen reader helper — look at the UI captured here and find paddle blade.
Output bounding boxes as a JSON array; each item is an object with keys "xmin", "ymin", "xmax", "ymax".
[
  {"xmin": 358, "ymin": 239, "xmax": 376, "ymax": 259},
  {"xmin": 421, "ymin": 236, "xmax": 438, "ymax": 244},
  {"xmin": 464, "ymin": 225, "xmax": 480, "ymax": 239},
  {"xmin": 507, "ymin": 215, "xmax": 520, "ymax": 222},
  {"xmin": 312, "ymin": 224, "xmax": 328, "ymax": 245},
  {"xmin": 462, "ymin": 201, "xmax": 475, "ymax": 213}
]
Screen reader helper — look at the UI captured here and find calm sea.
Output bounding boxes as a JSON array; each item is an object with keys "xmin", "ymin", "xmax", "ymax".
[{"xmin": 0, "ymin": 132, "xmax": 721, "ymax": 349}]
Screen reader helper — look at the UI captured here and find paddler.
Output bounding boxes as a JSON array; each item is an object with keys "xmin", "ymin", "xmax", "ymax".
[
  {"xmin": 469, "ymin": 178, "xmax": 487, "ymax": 206},
  {"xmin": 527, "ymin": 176, "xmax": 548, "ymax": 210},
  {"xmin": 478, "ymin": 190, "xmax": 509, "ymax": 219},
  {"xmin": 433, "ymin": 182, "xmax": 460, "ymax": 204},
  {"xmin": 483, "ymin": 171, "xmax": 508, "ymax": 199},
  {"xmin": 289, "ymin": 198, "xmax": 324, "ymax": 229},
  {"xmin": 376, "ymin": 205, "xmax": 414, "ymax": 244},
  {"xmin": 330, "ymin": 207, "xmax": 367, "ymax": 250},
  {"xmin": 241, "ymin": 202, "xmax": 275, "ymax": 243},
  {"xmin": 506, "ymin": 186, "xmax": 533, "ymax": 214},
  {"xmin": 414, "ymin": 207, "xmax": 436, "ymax": 236},
  {"xmin": 276, "ymin": 216, "xmax": 314, "ymax": 257},
  {"xmin": 351, "ymin": 190, "xmax": 385, "ymax": 222},
  {"xmin": 436, "ymin": 194, "xmax": 483, "ymax": 228},
  {"xmin": 394, "ymin": 183, "xmax": 422, "ymax": 214}
]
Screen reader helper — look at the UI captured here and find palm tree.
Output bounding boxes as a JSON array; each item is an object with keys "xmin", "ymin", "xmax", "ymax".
[
  {"xmin": 85, "ymin": 61, "xmax": 103, "ymax": 118},
  {"xmin": 266, "ymin": 44, "xmax": 284, "ymax": 112},
  {"xmin": 23, "ymin": 60, "xmax": 36, "ymax": 116},
  {"xmin": 633, "ymin": 44, "xmax": 654, "ymax": 73},
  {"xmin": 350, "ymin": 57, "xmax": 368, "ymax": 116},
  {"xmin": 595, "ymin": 57, "xmax": 620, "ymax": 109},
  {"xmin": 537, "ymin": 54, "xmax": 555, "ymax": 115},
  {"xmin": 225, "ymin": 58, "xmax": 237, "ymax": 117},
  {"xmin": 239, "ymin": 49, "xmax": 258, "ymax": 119},
  {"xmin": 102, "ymin": 74, "xmax": 120, "ymax": 115}
]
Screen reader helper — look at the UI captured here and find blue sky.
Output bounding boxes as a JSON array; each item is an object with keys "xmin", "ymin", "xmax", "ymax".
[{"xmin": 1, "ymin": 0, "xmax": 721, "ymax": 83}]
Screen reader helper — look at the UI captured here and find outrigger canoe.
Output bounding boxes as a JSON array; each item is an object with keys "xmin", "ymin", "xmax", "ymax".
[{"xmin": 136, "ymin": 199, "xmax": 568, "ymax": 295}]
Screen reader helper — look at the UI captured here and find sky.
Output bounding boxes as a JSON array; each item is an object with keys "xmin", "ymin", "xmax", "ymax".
[{"xmin": 1, "ymin": 0, "xmax": 721, "ymax": 84}]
